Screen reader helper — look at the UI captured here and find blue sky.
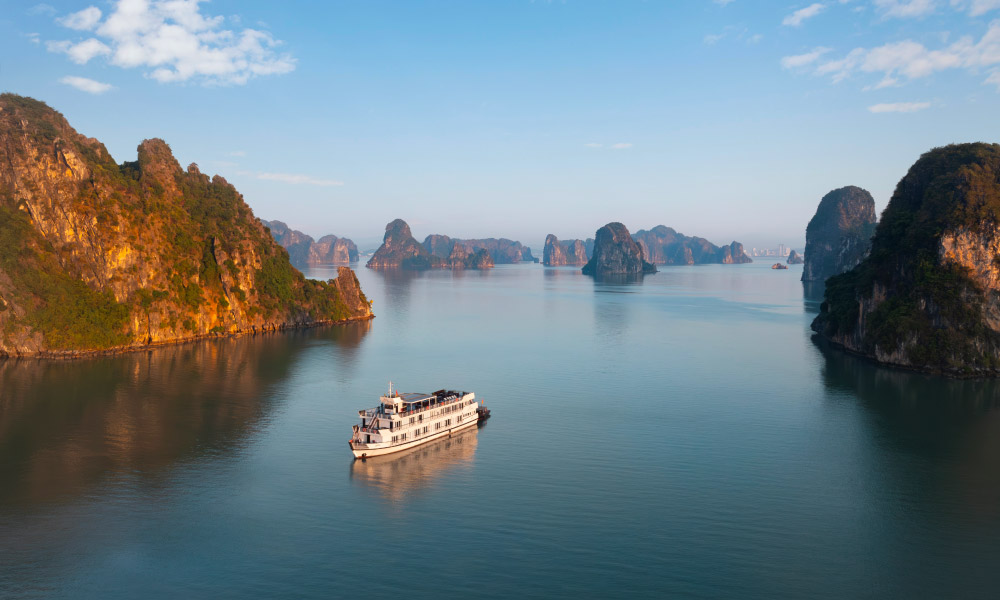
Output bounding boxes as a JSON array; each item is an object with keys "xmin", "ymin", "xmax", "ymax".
[{"xmin": 2, "ymin": 0, "xmax": 999, "ymax": 251}]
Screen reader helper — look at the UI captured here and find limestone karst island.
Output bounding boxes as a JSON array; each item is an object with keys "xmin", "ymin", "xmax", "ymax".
[{"xmin": 0, "ymin": 94, "xmax": 372, "ymax": 357}]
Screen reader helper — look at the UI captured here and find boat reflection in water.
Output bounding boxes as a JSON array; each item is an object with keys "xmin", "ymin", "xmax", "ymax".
[{"xmin": 349, "ymin": 425, "xmax": 480, "ymax": 505}]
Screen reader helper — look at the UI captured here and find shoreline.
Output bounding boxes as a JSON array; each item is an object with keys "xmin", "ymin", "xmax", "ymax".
[{"xmin": 0, "ymin": 314, "xmax": 375, "ymax": 361}]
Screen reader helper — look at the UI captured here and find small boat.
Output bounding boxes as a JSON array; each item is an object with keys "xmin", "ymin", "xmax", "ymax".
[
  {"xmin": 771, "ymin": 263, "xmax": 788, "ymax": 270},
  {"xmin": 349, "ymin": 383, "xmax": 488, "ymax": 459}
]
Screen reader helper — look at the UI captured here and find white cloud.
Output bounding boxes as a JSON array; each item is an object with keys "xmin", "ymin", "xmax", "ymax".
[
  {"xmin": 228, "ymin": 150, "xmax": 247, "ymax": 157},
  {"xmin": 611, "ymin": 142, "xmax": 633, "ymax": 149},
  {"xmin": 704, "ymin": 32, "xmax": 726, "ymax": 45},
  {"xmin": 781, "ymin": 47, "xmax": 832, "ymax": 69},
  {"xmin": 47, "ymin": 0, "xmax": 295, "ymax": 86},
  {"xmin": 951, "ymin": 0, "xmax": 1000, "ymax": 15},
  {"xmin": 59, "ymin": 75, "xmax": 113, "ymax": 94},
  {"xmin": 584, "ymin": 142, "xmax": 602, "ymax": 148},
  {"xmin": 255, "ymin": 172, "xmax": 344, "ymax": 186},
  {"xmin": 714, "ymin": 0, "xmax": 737, "ymax": 5},
  {"xmin": 783, "ymin": 3, "xmax": 826, "ymax": 26},
  {"xmin": 25, "ymin": 32, "xmax": 41, "ymax": 44},
  {"xmin": 873, "ymin": 0, "xmax": 936, "ymax": 18},
  {"xmin": 868, "ymin": 101, "xmax": 932, "ymax": 112},
  {"xmin": 795, "ymin": 21, "xmax": 1000, "ymax": 88},
  {"xmin": 48, "ymin": 38, "xmax": 111, "ymax": 64},
  {"xmin": 28, "ymin": 4, "xmax": 57, "ymax": 16},
  {"xmin": 748, "ymin": 33, "xmax": 764, "ymax": 44},
  {"xmin": 58, "ymin": 6, "xmax": 102, "ymax": 30}
]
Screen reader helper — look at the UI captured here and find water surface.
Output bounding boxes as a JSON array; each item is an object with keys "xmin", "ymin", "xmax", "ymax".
[{"xmin": 2, "ymin": 263, "xmax": 1000, "ymax": 598}]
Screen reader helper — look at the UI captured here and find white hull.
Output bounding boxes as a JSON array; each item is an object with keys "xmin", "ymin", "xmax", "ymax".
[{"xmin": 350, "ymin": 415, "xmax": 479, "ymax": 459}]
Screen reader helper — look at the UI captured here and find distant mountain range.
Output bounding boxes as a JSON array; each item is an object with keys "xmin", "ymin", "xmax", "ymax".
[{"xmin": 262, "ymin": 220, "xmax": 359, "ymax": 269}]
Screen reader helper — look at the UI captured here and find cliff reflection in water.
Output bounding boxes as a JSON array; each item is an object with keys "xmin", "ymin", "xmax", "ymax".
[
  {"xmin": 350, "ymin": 426, "xmax": 479, "ymax": 505},
  {"xmin": 0, "ymin": 322, "xmax": 370, "ymax": 507},
  {"xmin": 816, "ymin": 338, "xmax": 1000, "ymax": 521}
]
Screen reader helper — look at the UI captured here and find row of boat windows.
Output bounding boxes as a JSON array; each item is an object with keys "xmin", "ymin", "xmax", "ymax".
[{"xmin": 390, "ymin": 418, "xmax": 458, "ymax": 443}]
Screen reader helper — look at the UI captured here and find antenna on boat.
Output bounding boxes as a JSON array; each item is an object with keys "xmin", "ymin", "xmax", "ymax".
[{"xmin": 388, "ymin": 381, "xmax": 393, "ymax": 397}]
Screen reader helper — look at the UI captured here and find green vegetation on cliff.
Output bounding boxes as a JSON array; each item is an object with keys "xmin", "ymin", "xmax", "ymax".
[{"xmin": 815, "ymin": 143, "xmax": 1000, "ymax": 374}]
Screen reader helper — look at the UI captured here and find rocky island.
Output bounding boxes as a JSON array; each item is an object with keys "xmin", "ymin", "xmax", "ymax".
[
  {"xmin": 543, "ymin": 234, "xmax": 589, "ymax": 266},
  {"xmin": 262, "ymin": 220, "xmax": 358, "ymax": 268},
  {"xmin": 582, "ymin": 222, "xmax": 657, "ymax": 279},
  {"xmin": 801, "ymin": 186, "xmax": 877, "ymax": 282},
  {"xmin": 0, "ymin": 94, "xmax": 373, "ymax": 357},
  {"xmin": 812, "ymin": 143, "xmax": 1000, "ymax": 376},
  {"xmin": 424, "ymin": 234, "xmax": 534, "ymax": 264},
  {"xmin": 367, "ymin": 219, "xmax": 493, "ymax": 270},
  {"xmin": 632, "ymin": 225, "xmax": 752, "ymax": 265},
  {"xmin": 787, "ymin": 250, "xmax": 804, "ymax": 264}
]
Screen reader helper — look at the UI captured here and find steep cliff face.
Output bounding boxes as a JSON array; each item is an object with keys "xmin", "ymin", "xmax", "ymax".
[
  {"xmin": 812, "ymin": 143, "xmax": 1000, "ymax": 376},
  {"xmin": 801, "ymin": 186, "xmax": 877, "ymax": 282},
  {"xmin": 543, "ymin": 234, "xmax": 588, "ymax": 266},
  {"xmin": 582, "ymin": 222, "xmax": 656, "ymax": 278},
  {"xmin": 262, "ymin": 220, "xmax": 358, "ymax": 268},
  {"xmin": 0, "ymin": 94, "xmax": 372, "ymax": 357},
  {"xmin": 631, "ymin": 226, "xmax": 752, "ymax": 265},
  {"xmin": 787, "ymin": 250, "xmax": 804, "ymax": 264},
  {"xmin": 367, "ymin": 220, "xmax": 494, "ymax": 270}
]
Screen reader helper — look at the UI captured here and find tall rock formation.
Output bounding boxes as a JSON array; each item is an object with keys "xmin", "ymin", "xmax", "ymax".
[
  {"xmin": 801, "ymin": 186, "xmax": 877, "ymax": 282},
  {"xmin": 262, "ymin": 220, "xmax": 358, "ymax": 268},
  {"xmin": 631, "ymin": 225, "xmax": 752, "ymax": 265},
  {"xmin": 787, "ymin": 249, "xmax": 804, "ymax": 264},
  {"xmin": 543, "ymin": 234, "xmax": 589, "ymax": 266},
  {"xmin": 0, "ymin": 94, "xmax": 372, "ymax": 357},
  {"xmin": 582, "ymin": 223, "xmax": 657, "ymax": 278},
  {"xmin": 367, "ymin": 220, "xmax": 494, "ymax": 270},
  {"xmin": 812, "ymin": 143, "xmax": 1000, "ymax": 376}
]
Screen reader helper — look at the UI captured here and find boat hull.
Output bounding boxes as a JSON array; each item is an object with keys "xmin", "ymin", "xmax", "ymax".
[{"xmin": 350, "ymin": 415, "xmax": 480, "ymax": 459}]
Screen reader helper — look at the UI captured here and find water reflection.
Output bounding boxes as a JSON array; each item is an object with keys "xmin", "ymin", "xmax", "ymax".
[
  {"xmin": 816, "ymin": 337, "xmax": 1000, "ymax": 521},
  {"xmin": 367, "ymin": 268, "xmax": 422, "ymax": 318},
  {"xmin": 349, "ymin": 426, "xmax": 479, "ymax": 505},
  {"xmin": 0, "ymin": 325, "xmax": 370, "ymax": 508}
]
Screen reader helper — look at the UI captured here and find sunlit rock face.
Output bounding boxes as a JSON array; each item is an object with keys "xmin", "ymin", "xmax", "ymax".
[
  {"xmin": 0, "ymin": 94, "xmax": 372, "ymax": 357},
  {"xmin": 543, "ymin": 234, "xmax": 588, "ymax": 266},
  {"xmin": 801, "ymin": 186, "xmax": 877, "ymax": 283},
  {"xmin": 813, "ymin": 144, "xmax": 1000, "ymax": 376}
]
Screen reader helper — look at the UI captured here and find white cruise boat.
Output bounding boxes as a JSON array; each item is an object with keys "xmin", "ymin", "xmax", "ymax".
[{"xmin": 349, "ymin": 384, "xmax": 490, "ymax": 459}]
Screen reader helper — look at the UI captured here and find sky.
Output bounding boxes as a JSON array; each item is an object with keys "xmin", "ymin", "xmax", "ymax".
[{"xmin": 2, "ymin": 0, "xmax": 1000, "ymax": 251}]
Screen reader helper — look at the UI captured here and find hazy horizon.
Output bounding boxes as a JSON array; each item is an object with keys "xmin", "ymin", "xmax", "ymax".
[{"xmin": 4, "ymin": 1, "xmax": 999, "ymax": 251}]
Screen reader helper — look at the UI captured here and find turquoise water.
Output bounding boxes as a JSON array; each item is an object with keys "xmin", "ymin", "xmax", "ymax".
[{"xmin": 2, "ymin": 263, "xmax": 1000, "ymax": 598}]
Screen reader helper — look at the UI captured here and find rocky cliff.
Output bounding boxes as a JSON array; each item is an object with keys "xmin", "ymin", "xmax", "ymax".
[
  {"xmin": 262, "ymin": 220, "xmax": 358, "ymax": 268},
  {"xmin": 0, "ymin": 94, "xmax": 372, "ymax": 357},
  {"xmin": 631, "ymin": 225, "xmax": 752, "ymax": 265},
  {"xmin": 367, "ymin": 220, "xmax": 494, "ymax": 270},
  {"xmin": 801, "ymin": 186, "xmax": 877, "ymax": 282},
  {"xmin": 582, "ymin": 222, "xmax": 657, "ymax": 278},
  {"xmin": 787, "ymin": 250, "xmax": 804, "ymax": 264},
  {"xmin": 542, "ymin": 234, "xmax": 589, "ymax": 266},
  {"xmin": 812, "ymin": 143, "xmax": 1000, "ymax": 376}
]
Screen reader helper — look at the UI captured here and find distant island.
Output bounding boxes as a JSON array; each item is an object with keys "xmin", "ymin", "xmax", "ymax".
[
  {"xmin": 262, "ymin": 220, "xmax": 358, "ymax": 269},
  {"xmin": 367, "ymin": 219, "xmax": 537, "ymax": 270},
  {"xmin": 544, "ymin": 225, "xmax": 751, "ymax": 266},
  {"xmin": 368, "ymin": 219, "xmax": 493, "ymax": 269},
  {"xmin": 543, "ymin": 234, "xmax": 590, "ymax": 266},
  {"xmin": 0, "ymin": 94, "xmax": 373, "ymax": 357},
  {"xmin": 632, "ymin": 226, "xmax": 752, "ymax": 265},
  {"xmin": 813, "ymin": 143, "xmax": 1000, "ymax": 376},
  {"xmin": 802, "ymin": 186, "xmax": 877, "ymax": 282},
  {"xmin": 787, "ymin": 250, "xmax": 804, "ymax": 264},
  {"xmin": 582, "ymin": 222, "xmax": 657, "ymax": 279}
]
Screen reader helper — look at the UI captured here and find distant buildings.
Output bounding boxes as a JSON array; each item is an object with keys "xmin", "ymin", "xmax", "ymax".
[{"xmin": 749, "ymin": 245, "xmax": 795, "ymax": 258}]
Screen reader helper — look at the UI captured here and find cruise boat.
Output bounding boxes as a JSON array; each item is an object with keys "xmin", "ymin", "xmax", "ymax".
[{"xmin": 349, "ymin": 384, "xmax": 489, "ymax": 459}]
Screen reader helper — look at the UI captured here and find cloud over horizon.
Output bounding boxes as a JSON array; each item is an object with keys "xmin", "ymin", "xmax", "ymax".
[{"xmin": 59, "ymin": 75, "xmax": 113, "ymax": 94}]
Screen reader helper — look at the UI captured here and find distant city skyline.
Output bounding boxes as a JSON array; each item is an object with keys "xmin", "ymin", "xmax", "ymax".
[{"xmin": 3, "ymin": 1, "xmax": 999, "ymax": 250}]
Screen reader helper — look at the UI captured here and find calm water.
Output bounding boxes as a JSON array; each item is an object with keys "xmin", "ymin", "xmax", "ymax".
[{"xmin": 3, "ymin": 263, "xmax": 1000, "ymax": 598}]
